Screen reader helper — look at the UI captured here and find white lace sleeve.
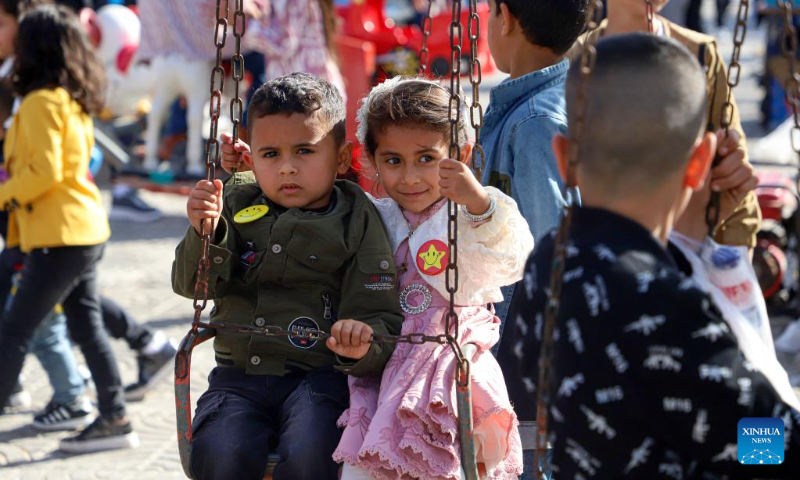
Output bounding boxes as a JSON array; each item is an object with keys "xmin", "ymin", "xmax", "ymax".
[{"xmin": 457, "ymin": 187, "xmax": 534, "ymax": 290}]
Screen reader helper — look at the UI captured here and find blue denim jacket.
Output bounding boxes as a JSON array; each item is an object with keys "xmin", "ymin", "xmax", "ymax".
[
  {"xmin": 480, "ymin": 59, "xmax": 571, "ymax": 244},
  {"xmin": 481, "ymin": 59, "xmax": 572, "ymax": 329}
]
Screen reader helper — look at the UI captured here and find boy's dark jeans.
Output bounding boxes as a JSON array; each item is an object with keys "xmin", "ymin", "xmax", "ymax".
[
  {"xmin": 191, "ymin": 366, "xmax": 348, "ymax": 480},
  {"xmin": 0, "ymin": 244, "xmax": 127, "ymax": 417}
]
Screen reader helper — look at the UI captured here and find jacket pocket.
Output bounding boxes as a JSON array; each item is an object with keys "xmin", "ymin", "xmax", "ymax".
[
  {"xmin": 284, "ymin": 226, "xmax": 348, "ymax": 286},
  {"xmin": 356, "ymin": 249, "xmax": 397, "ymax": 275}
]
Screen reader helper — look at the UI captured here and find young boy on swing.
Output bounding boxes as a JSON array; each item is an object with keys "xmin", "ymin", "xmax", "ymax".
[
  {"xmin": 577, "ymin": 0, "xmax": 761, "ymax": 250},
  {"xmin": 502, "ymin": 33, "xmax": 800, "ymax": 478},
  {"xmin": 173, "ymin": 73, "xmax": 404, "ymax": 480},
  {"xmin": 482, "ymin": 0, "xmax": 589, "ymax": 326}
]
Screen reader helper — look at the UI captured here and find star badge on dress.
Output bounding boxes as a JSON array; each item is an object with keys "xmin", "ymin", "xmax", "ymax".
[
  {"xmin": 233, "ymin": 205, "xmax": 269, "ymax": 224},
  {"xmin": 416, "ymin": 240, "xmax": 449, "ymax": 276}
]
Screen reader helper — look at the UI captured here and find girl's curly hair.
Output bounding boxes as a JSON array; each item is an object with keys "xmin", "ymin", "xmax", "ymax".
[{"xmin": 13, "ymin": 4, "xmax": 105, "ymax": 115}]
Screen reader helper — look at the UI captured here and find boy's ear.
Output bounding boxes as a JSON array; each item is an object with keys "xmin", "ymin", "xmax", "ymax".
[
  {"xmin": 242, "ymin": 149, "xmax": 254, "ymax": 170},
  {"xmin": 684, "ymin": 132, "xmax": 716, "ymax": 191},
  {"xmin": 337, "ymin": 141, "xmax": 354, "ymax": 175},
  {"xmin": 499, "ymin": 2, "xmax": 514, "ymax": 36},
  {"xmin": 458, "ymin": 143, "xmax": 474, "ymax": 165},
  {"xmin": 552, "ymin": 134, "xmax": 571, "ymax": 184}
]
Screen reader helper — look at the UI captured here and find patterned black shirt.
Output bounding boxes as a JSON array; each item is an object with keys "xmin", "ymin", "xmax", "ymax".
[{"xmin": 499, "ymin": 207, "xmax": 800, "ymax": 479}]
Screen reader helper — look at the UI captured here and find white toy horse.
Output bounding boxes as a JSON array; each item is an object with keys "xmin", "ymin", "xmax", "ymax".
[{"xmin": 93, "ymin": 5, "xmax": 212, "ymax": 176}]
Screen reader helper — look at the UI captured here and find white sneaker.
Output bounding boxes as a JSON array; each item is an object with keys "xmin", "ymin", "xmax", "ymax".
[{"xmin": 775, "ymin": 320, "xmax": 800, "ymax": 354}]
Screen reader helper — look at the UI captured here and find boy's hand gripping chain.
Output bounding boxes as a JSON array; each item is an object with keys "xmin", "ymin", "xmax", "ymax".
[
  {"xmin": 779, "ymin": 1, "xmax": 800, "ymax": 161},
  {"xmin": 533, "ymin": 2, "xmax": 604, "ymax": 479},
  {"xmin": 174, "ymin": 0, "xmax": 244, "ymax": 477},
  {"xmin": 706, "ymin": 0, "xmax": 750, "ymax": 236}
]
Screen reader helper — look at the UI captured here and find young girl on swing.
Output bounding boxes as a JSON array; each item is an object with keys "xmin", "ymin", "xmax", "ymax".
[{"xmin": 334, "ymin": 77, "xmax": 530, "ymax": 479}]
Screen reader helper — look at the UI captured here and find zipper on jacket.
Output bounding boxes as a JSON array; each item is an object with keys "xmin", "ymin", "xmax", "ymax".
[{"xmin": 322, "ymin": 294, "xmax": 332, "ymax": 321}]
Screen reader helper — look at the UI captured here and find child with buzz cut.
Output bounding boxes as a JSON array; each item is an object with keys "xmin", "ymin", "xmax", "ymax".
[
  {"xmin": 577, "ymin": 0, "xmax": 761, "ymax": 251},
  {"xmin": 502, "ymin": 34, "xmax": 800, "ymax": 478},
  {"xmin": 482, "ymin": 0, "xmax": 588, "ymax": 326},
  {"xmin": 172, "ymin": 73, "xmax": 404, "ymax": 480}
]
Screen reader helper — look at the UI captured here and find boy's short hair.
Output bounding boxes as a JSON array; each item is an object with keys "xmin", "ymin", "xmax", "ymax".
[
  {"xmin": 494, "ymin": 0, "xmax": 589, "ymax": 55},
  {"xmin": 566, "ymin": 33, "xmax": 707, "ymax": 190},
  {"xmin": 247, "ymin": 73, "xmax": 346, "ymax": 147}
]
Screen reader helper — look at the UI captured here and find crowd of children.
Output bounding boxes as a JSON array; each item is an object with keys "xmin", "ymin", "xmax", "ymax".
[{"xmin": 0, "ymin": 0, "xmax": 797, "ymax": 478}]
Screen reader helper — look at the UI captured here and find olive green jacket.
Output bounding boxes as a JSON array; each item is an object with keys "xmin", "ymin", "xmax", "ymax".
[
  {"xmin": 172, "ymin": 174, "xmax": 404, "ymax": 376},
  {"xmin": 573, "ymin": 18, "xmax": 762, "ymax": 248}
]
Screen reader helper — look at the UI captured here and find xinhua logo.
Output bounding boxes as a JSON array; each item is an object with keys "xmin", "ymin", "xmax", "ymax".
[{"xmin": 738, "ymin": 418, "xmax": 784, "ymax": 465}]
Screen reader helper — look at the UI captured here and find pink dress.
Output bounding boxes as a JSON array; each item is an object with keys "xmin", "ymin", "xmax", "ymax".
[{"xmin": 334, "ymin": 198, "xmax": 525, "ymax": 479}]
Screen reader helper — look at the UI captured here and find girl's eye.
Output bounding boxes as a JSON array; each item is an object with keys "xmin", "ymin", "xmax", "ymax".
[
  {"xmin": 297, "ymin": 148, "xmax": 313, "ymax": 155},
  {"xmin": 385, "ymin": 157, "xmax": 401, "ymax": 166},
  {"xmin": 263, "ymin": 151, "xmax": 278, "ymax": 158},
  {"xmin": 419, "ymin": 155, "xmax": 436, "ymax": 164}
]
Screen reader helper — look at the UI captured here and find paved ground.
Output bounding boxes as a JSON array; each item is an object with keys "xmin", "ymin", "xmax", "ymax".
[{"xmin": 1, "ymin": 12, "xmax": 799, "ymax": 480}]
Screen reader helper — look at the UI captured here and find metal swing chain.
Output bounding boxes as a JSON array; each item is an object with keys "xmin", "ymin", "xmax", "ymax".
[
  {"xmin": 705, "ymin": 0, "xmax": 750, "ymax": 236},
  {"xmin": 646, "ymin": 0, "xmax": 655, "ymax": 33},
  {"xmin": 468, "ymin": 0, "xmax": 485, "ymax": 179},
  {"xmin": 190, "ymin": 0, "xmax": 234, "ymax": 331},
  {"xmin": 533, "ymin": 2, "xmax": 604, "ymax": 479},
  {"xmin": 446, "ymin": 0, "xmax": 463, "ymax": 356},
  {"xmin": 779, "ymin": 0, "xmax": 800, "ymax": 159},
  {"xmin": 419, "ymin": 0, "xmax": 434, "ymax": 75},
  {"xmin": 231, "ymin": 0, "xmax": 246, "ymax": 142}
]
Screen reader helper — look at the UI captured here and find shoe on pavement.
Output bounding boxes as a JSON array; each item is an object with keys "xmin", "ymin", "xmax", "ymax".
[
  {"xmin": 124, "ymin": 339, "xmax": 178, "ymax": 401},
  {"xmin": 32, "ymin": 396, "xmax": 95, "ymax": 431},
  {"xmin": 775, "ymin": 320, "xmax": 800, "ymax": 355},
  {"xmin": 2, "ymin": 380, "xmax": 31, "ymax": 414},
  {"xmin": 59, "ymin": 415, "xmax": 139, "ymax": 453},
  {"xmin": 108, "ymin": 188, "xmax": 163, "ymax": 223}
]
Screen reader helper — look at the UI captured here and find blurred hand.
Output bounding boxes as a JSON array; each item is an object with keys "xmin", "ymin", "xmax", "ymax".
[
  {"xmin": 711, "ymin": 129, "xmax": 757, "ymax": 221},
  {"xmin": 326, "ymin": 319, "xmax": 373, "ymax": 361},
  {"xmin": 244, "ymin": 0, "xmax": 270, "ymax": 20},
  {"xmin": 187, "ymin": 179, "xmax": 224, "ymax": 236},
  {"xmin": 439, "ymin": 158, "xmax": 490, "ymax": 216},
  {"xmin": 220, "ymin": 133, "xmax": 252, "ymax": 174}
]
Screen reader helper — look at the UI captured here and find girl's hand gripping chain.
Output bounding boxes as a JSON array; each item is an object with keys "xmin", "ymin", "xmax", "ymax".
[
  {"xmin": 187, "ymin": 179, "xmax": 224, "ymax": 236},
  {"xmin": 327, "ymin": 319, "xmax": 374, "ymax": 361},
  {"xmin": 220, "ymin": 133, "xmax": 252, "ymax": 174},
  {"xmin": 438, "ymin": 158, "xmax": 490, "ymax": 215}
]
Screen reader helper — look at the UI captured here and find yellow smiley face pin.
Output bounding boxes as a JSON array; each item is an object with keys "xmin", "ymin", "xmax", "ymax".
[{"xmin": 233, "ymin": 205, "xmax": 269, "ymax": 224}]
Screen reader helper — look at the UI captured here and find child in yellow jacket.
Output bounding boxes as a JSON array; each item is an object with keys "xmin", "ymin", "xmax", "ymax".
[{"xmin": 0, "ymin": 4, "xmax": 137, "ymax": 453}]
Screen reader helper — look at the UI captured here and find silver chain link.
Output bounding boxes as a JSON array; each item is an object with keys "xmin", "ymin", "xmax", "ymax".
[
  {"xmin": 706, "ymin": 0, "xmax": 750, "ymax": 236},
  {"xmin": 779, "ymin": 0, "xmax": 800, "ymax": 156},
  {"xmin": 419, "ymin": 0, "xmax": 434, "ymax": 75},
  {"xmin": 467, "ymin": 0, "xmax": 485, "ymax": 179}
]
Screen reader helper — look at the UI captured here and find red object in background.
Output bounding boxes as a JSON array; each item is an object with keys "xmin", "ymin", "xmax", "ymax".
[
  {"xmin": 335, "ymin": 0, "xmax": 495, "ymax": 193},
  {"xmin": 756, "ymin": 171, "xmax": 798, "ymax": 222},
  {"xmin": 335, "ymin": 34, "xmax": 377, "ymax": 192},
  {"xmin": 336, "ymin": 0, "xmax": 495, "ymax": 81}
]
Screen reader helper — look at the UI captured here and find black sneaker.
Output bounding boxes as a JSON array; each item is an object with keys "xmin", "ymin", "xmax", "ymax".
[
  {"xmin": 124, "ymin": 339, "xmax": 178, "ymax": 401},
  {"xmin": 108, "ymin": 189, "xmax": 163, "ymax": 223},
  {"xmin": 32, "ymin": 396, "xmax": 94, "ymax": 431},
  {"xmin": 59, "ymin": 415, "xmax": 139, "ymax": 453}
]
